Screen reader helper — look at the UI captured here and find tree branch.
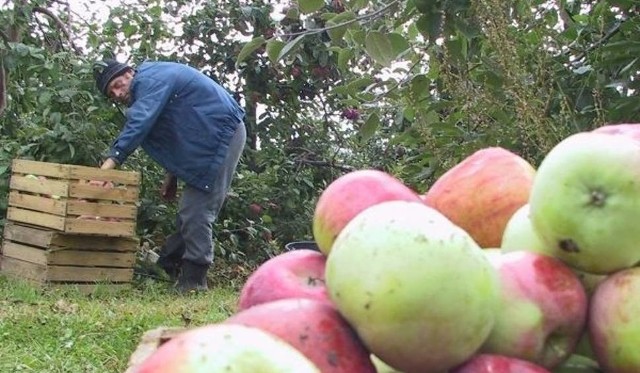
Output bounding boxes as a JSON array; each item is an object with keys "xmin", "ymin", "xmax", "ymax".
[
  {"xmin": 32, "ymin": 6, "xmax": 82, "ymax": 54},
  {"xmin": 295, "ymin": 159, "xmax": 354, "ymax": 172},
  {"xmin": 278, "ymin": 0, "xmax": 401, "ymax": 39},
  {"xmin": 572, "ymin": 20, "xmax": 624, "ymax": 64},
  {"xmin": 0, "ymin": 29, "xmax": 10, "ymax": 48}
]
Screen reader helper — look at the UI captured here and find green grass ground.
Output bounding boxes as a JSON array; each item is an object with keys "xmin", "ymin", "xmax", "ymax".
[{"xmin": 0, "ymin": 275, "xmax": 239, "ymax": 373}]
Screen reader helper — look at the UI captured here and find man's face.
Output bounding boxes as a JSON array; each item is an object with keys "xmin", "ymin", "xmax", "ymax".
[{"xmin": 106, "ymin": 70, "xmax": 134, "ymax": 105}]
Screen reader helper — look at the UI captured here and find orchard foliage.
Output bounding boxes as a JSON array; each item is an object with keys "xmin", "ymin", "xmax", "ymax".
[{"xmin": 0, "ymin": 0, "xmax": 639, "ymax": 271}]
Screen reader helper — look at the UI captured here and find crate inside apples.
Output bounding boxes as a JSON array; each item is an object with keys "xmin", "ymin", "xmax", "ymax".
[{"xmin": 131, "ymin": 124, "xmax": 640, "ymax": 373}]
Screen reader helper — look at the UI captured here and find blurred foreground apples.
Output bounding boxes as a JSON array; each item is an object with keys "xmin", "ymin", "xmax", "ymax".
[
  {"xmin": 325, "ymin": 200, "xmax": 499, "ymax": 373},
  {"xmin": 451, "ymin": 354, "xmax": 550, "ymax": 373},
  {"xmin": 225, "ymin": 298, "xmax": 376, "ymax": 373},
  {"xmin": 133, "ymin": 324, "xmax": 321, "ymax": 373},
  {"xmin": 423, "ymin": 147, "xmax": 536, "ymax": 248}
]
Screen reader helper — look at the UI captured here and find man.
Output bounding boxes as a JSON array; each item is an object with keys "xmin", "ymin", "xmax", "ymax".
[{"xmin": 93, "ymin": 58, "xmax": 246, "ymax": 293}]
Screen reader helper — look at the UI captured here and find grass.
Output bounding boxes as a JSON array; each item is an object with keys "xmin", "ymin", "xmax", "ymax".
[{"xmin": 0, "ymin": 275, "xmax": 240, "ymax": 373}]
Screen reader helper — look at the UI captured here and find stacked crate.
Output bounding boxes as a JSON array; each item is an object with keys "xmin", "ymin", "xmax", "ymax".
[{"xmin": 0, "ymin": 159, "xmax": 141, "ymax": 293}]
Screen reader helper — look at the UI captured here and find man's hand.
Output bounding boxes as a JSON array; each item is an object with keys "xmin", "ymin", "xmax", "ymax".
[
  {"xmin": 160, "ymin": 173, "xmax": 178, "ymax": 202},
  {"xmin": 100, "ymin": 158, "xmax": 117, "ymax": 170}
]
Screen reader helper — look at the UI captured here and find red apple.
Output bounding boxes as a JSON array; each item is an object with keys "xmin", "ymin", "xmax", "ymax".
[
  {"xmin": 451, "ymin": 354, "xmax": 550, "ymax": 372},
  {"xmin": 592, "ymin": 123, "xmax": 640, "ymax": 142},
  {"xmin": 248, "ymin": 203, "xmax": 262, "ymax": 217},
  {"xmin": 589, "ymin": 266, "xmax": 640, "ymax": 373},
  {"xmin": 423, "ymin": 147, "xmax": 536, "ymax": 248},
  {"xmin": 237, "ymin": 249, "xmax": 330, "ymax": 311},
  {"xmin": 481, "ymin": 251, "xmax": 588, "ymax": 369},
  {"xmin": 134, "ymin": 323, "xmax": 321, "ymax": 372},
  {"xmin": 312, "ymin": 169, "xmax": 422, "ymax": 255},
  {"xmin": 225, "ymin": 298, "xmax": 376, "ymax": 373}
]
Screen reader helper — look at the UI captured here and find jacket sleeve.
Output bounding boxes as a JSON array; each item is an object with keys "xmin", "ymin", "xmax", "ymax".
[{"xmin": 107, "ymin": 76, "xmax": 173, "ymax": 165}]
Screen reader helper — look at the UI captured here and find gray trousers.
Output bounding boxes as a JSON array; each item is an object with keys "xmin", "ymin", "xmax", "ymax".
[{"xmin": 159, "ymin": 123, "xmax": 246, "ymax": 266}]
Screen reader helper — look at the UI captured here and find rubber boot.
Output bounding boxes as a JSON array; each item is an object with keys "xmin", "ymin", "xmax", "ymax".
[
  {"xmin": 176, "ymin": 260, "xmax": 209, "ymax": 293},
  {"xmin": 156, "ymin": 234, "xmax": 186, "ymax": 283},
  {"xmin": 156, "ymin": 256, "xmax": 181, "ymax": 283}
]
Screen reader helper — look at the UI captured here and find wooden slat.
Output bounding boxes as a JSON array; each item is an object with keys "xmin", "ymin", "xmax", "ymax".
[
  {"xmin": 47, "ymin": 266, "xmax": 134, "ymax": 282},
  {"xmin": 48, "ymin": 251, "xmax": 136, "ymax": 268},
  {"xmin": 66, "ymin": 200, "xmax": 137, "ymax": 219},
  {"xmin": 49, "ymin": 237, "xmax": 139, "ymax": 252},
  {"xmin": 0, "ymin": 256, "xmax": 47, "ymax": 282},
  {"xmin": 9, "ymin": 191, "xmax": 67, "ymax": 216},
  {"xmin": 69, "ymin": 183, "xmax": 139, "ymax": 202},
  {"xmin": 7, "ymin": 207, "xmax": 66, "ymax": 231},
  {"xmin": 2, "ymin": 242, "xmax": 47, "ymax": 265},
  {"xmin": 67, "ymin": 164, "xmax": 140, "ymax": 185},
  {"xmin": 12, "ymin": 159, "xmax": 140, "ymax": 186},
  {"xmin": 9, "ymin": 175, "xmax": 69, "ymax": 197},
  {"xmin": 125, "ymin": 327, "xmax": 188, "ymax": 373},
  {"xmin": 64, "ymin": 218, "xmax": 135, "ymax": 237},
  {"xmin": 3, "ymin": 222, "xmax": 139, "ymax": 251},
  {"xmin": 3, "ymin": 222, "xmax": 55, "ymax": 248},
  {"xmin": 11, "ymin": 159, "xmax": 70, "ymax": 179}
]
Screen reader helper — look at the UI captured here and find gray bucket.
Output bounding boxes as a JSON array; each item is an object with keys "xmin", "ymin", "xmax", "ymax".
[{"xmin": 284, "ymin": 241, "xmax": 320, "ymax": 252}]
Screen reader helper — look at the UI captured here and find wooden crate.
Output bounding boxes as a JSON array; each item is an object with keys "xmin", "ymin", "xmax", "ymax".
[
  {"xmin": 7, "ymin": 158, "xmax": 140, "ymax": 237},
  {"xmin": 0, "ymin": 222, "xmax": 139, "ymax": 291},
  {"xmin": 125, "ymin": 327, "xmax": 188, "ymax": 372}
]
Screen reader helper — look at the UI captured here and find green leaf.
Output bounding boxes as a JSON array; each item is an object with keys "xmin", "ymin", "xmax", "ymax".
[
  {"xmin": 365, "ymin": 31, "xmax": 395, "ymax": 67},
  {"xmin": 347, "ymin": 77, "xmax": 375, "ymax": 93},
  {"xmin": 285, "ymin": 7, "xmax": 300, "ymax": 19},
  {"xmin": 277, "ymin": 34, "xmax": 306, "ymax": 61},
  {"xmin": 50, "ymin": 112, "xmax": 62, "ymax": 125},
  {"xmin": 266, "ymin": 40, "xmax": 286, "ymax": 63},
  {"xmin": 415, "ymin": 10, "xmax": 443, "ymax": 43},
  {"xmin": 388, "ymin": 33, "xmax": 410, "ymax": 57},
  {"xmin": 337, "ymin": 48, "xmax": 354, "ymax": 71},
  {"xmin": 123, "ymin": 24, "xmax": 138, "ymax": 38},
  {"xmin": 236, "ymin": 37, "xmax": 266, "ymax": 65},
  {"xmin": 410, "ymin": 74, "xmax": 431, "ymax": 100},
  {"xmin": 298, "ymin": 0, "xmax": 325, "ymax": 14},
  {"xmin": 360, "ymin": 113, "xmax": 380, "ymax": 142},
  {"xmin": 38, "ymin": 91, "xmax": 52, "ymax": 106},
  {"xmin": 149, "ymin": 5, "xmax": 162, "ymax": 17},
  {"xmin": 326, "ymin": 11, "xmax": 358, "ymax": 42}
]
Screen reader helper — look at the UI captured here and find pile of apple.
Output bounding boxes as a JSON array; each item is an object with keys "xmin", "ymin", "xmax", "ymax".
[{"xmin": 132, "ymin": 124, "xmax": 640, "ymax": 373}]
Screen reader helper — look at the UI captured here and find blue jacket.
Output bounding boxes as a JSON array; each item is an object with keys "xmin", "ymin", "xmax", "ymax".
[{"xmin": 107, "ymin": 61, "xmax": 245, "ymax": 192}]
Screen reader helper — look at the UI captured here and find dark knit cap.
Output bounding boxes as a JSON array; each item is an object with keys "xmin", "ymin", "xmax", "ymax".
[{"xmin": 93, "ymin": 58, "xmax": 131, "ymax": 96}]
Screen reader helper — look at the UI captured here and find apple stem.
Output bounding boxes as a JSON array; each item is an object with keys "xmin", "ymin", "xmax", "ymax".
[{"xmin": 589, "ymin": 189, "xmax": 607, "ymax": 207}]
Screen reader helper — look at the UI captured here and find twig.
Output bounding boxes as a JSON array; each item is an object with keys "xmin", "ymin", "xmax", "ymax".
[
  {"xmin": 571, "ymin": 20, "xmax": 624, "ymax": 63},
  {"xmin": 33, "ymin": 6, "xmax": 82, "ymax": 54},
  {"xmin": 278, "ymin": 0, "xmax": 401, "ymax": 39},
  {"xmin": 295, "ymin": 159, "xmax": 354, "ymax": 172},
  {"xmin": 0, "ymin": 29, "xmax": 10, "ymax": 48}
]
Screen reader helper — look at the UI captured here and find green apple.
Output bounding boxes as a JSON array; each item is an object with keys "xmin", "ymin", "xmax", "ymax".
[
  {"xmin": 501, "ymin": 203, "xmax": 551, "ymax": 256},
  {"xmin": 529, "ymin": 132, "xmax": 640, "ymax": 274},
  {"xmin": 134, "ymin": 323, "xmax": 321, "ymax": 372},
  {"xmin": 501, "ymin": 203, "xmax": 607, "ymax": 297},
  {"xmin": 325, "ymin": 201, "xmax": 499, "ymax": 373}
]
